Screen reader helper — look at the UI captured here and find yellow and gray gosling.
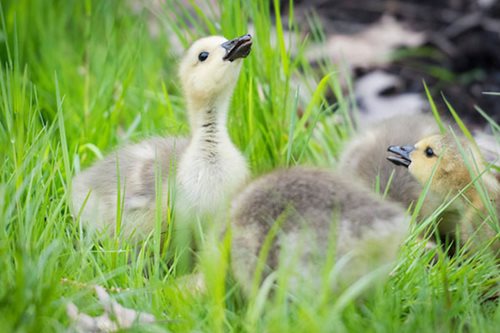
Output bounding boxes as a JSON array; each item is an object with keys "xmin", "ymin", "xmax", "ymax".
[
  {"xmin": 388, "ymin": 134, "xmax": 500, "ymax": 257},
  {"xmin": 338, "ymin": 114, "xmax": 442, "ymax": 212},
  {"xmin": 338, "ymin": 114, "xmax": 471, "ymax": 253},
  {"xmin": 71, "ymin": 34, "xmax": 252, "ymax": 239},
  {"xmin": 231, "ymin": 167, "xmax": 409, "ymax": 296}
]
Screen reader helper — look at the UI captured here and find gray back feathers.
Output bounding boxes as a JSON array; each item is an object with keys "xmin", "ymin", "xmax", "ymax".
[
  {"xmin": 71, "ymin": 137, "xmax": 189, "ymax": 236},
  {"xmin": 231, "ymin": 167, "xmax": 409, "ymax": 295}
]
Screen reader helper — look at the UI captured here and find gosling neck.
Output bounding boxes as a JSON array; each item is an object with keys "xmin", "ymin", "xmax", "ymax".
[{"xmin": 186, "ymin": 90, "xmax": 234, "ymax": 142}]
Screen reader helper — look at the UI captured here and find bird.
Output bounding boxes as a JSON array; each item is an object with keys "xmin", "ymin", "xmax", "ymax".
[
  {"xmin": 230, "ymin": 167, "xmax": 409, "ymax": 296},
  {"xmin": 337, "ymin": 114, "xmax": 442, "ymax": 214},
  {"xmin": 387, "ymin": 134, "xmax": 500, "ymax": 257},
  {"xmin": 71, "ymin": 34, "xmax": 253, "ymax": 239}
]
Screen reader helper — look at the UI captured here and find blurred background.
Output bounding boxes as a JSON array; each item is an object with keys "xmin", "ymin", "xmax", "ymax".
[
  {"xmin": 1, "ymin": 0, "xmax": 498, "ymax": 171},
  {"xmin": 2, "ymin": 0, "xmax": 498, "ymax": 132},
  {"xmin": 280, "ymin": 0, "xmax": 500, "ymax": 130}
]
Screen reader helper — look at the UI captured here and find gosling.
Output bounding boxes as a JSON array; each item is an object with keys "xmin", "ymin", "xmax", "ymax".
[
  {"xmin": 71, "ymin": 34, "xmax": 252, "ymax": 238},
  {"xmin": 387, "ymin": 134, "xmax": 500, "ymax": 256},
  {"xmin": 338, "ymin": 114, "xmax": 441, "ymax": 212},
  {"xmin": 231, "ymin": 167, "xmax": 409, "ymax": 296}
]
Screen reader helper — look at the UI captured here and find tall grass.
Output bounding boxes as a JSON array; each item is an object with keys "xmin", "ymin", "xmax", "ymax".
[{"xmin": 0, "ymin": 0, "xmax": 498, "ymax": 332}]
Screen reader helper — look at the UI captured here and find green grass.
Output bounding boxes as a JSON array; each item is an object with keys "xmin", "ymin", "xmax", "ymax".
[{"xmin": 0, "ymin": 0, "xmax": 499, "ymax": 332}]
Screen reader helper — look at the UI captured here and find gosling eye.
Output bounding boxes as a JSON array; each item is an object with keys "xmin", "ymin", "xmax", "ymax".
[
  {"xmin": 425, "ymin": 147, "xmax": 435, "ymax": 158},
  {"xmin": 198, "ymin": 51, "xmax": 209, "ymax": 62}
]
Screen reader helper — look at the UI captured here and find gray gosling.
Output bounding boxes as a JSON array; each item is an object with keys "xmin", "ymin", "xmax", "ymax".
[
  {"xmin": 231, "ymin": 167, "xmax": 409, "ymax": 296},
  {"xmin": 388, "ymin": 134, "xmax": 500, "ymax": 257},
  {"xmin": 71, "ymin": 34, "xmax": 252, "ymax": 239}
]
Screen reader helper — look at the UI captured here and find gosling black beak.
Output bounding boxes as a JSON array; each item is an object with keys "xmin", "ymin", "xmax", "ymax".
[
  {"xmin": 221, "ymin": 34, "xmax": 252, "ymax": 62},
  {"xmin": 387, "ymin": 145, "xmax": 415, "ymax": 168}
]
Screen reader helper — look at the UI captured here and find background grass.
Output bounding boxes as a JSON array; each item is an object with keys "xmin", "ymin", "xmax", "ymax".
[{"xmin": 0, "ymin": 0, "xmax": 498, "ymax": 332}]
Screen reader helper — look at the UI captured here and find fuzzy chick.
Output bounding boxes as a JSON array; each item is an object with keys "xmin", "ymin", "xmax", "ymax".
[
  {"xmin": 388, "ymin": 134, "xmax": 500, "ymax": 256},
  {"xmin": 71, "ymin": 34, "xmax": 252, "ymax": 239},
  {"xmin": 338, "ymin": 114, "xmax": 442, "ymax": 215},
  {"xmin": 231, "ymin": 167, "xmax": 409, "ymax": 296}
]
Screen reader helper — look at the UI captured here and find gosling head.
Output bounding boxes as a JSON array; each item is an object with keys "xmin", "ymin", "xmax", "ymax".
[
  {"xmin": 387, "ymin": 134, "xmax": 479, "ymax": 195},
  {"xmin": 179, "ymin": 34, "xmax": 252, "ymax": 109}
]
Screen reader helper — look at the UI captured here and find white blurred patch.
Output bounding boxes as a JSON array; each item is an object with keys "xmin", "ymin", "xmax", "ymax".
[
  {"xmin": 478, "ymin": 0, "xmax": 497, "ymax": 9},
  {"xmin": 306, "ymin": 16, "xmax": 425, "ymax": 67},
  {"xmin": 354, "ymin": 70, "xmax": 426, "ymax": 128}
]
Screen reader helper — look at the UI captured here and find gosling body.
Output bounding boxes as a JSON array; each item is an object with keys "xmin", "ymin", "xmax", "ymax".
[
  {"xmin": 72, "ymin": 137, "xmax": 188, "ymax": 237},
  {"xmin": 231, "ymin": 167, "xmax": 409, "ymax": 296},
  {"xmin": 71, "ymin": 35, "xmax": 252, "ymax": 238}
]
